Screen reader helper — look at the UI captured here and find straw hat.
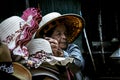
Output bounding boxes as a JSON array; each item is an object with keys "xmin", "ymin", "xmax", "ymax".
[
  {"xmin": 26, "ymin": 38, "xmax": 53, "ymax": 55},
  {"xmin": 0, "ymin": 43, "xmax": 32, "ymax": 80},
  {"xmin": 0, "ymin": 16, "xmax": 25, "ymax": 41},
  {"xmin": 35, "ymin": 12, "xmax": 85, "ymax": 43},
  {"xmin": 0, "ymin": 62, "xmax": 32, "ymax": 80},
  {"xmin": 0, "ymin": 42, "xmax": 12, "ymax": 62},
  {"xmin": 12, "ymin": 62, "xmax": 32, "ymax": 80}
]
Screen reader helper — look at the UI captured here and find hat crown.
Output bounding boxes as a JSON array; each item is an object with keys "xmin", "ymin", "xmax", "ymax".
[
  {"xmin": 26, "ymin": 38, "xmax": 53, "ymax": 55},
  {"xmin": 39, "ymin": 12, "xmax": 61, "ymax": 28},
  {"xmin": 0, "ymin": 16, "xmax": 24, "ymax": 41}
]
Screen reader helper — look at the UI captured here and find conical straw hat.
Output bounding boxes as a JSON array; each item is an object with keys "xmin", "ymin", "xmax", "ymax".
[{"xmin": 35, "ymin": 12, "xmax": 85, "ymax": 43}]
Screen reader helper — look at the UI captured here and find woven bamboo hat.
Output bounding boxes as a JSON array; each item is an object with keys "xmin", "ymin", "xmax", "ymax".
[
  {"xmin": 0, "ymin": 16, "xmax": 25, "ymax": 42},
  {"xmin": 35, "ymin": 12, "xmax": 85, "ymax": 43},
  {"xmin": 26, "ymin": 38, "xmax": 53, "ymax": 55},
  {"xmin": 12, "ymin": 62, "xmax": 32, "ymax": 80}
]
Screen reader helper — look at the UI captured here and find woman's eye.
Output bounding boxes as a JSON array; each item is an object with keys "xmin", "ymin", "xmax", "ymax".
[
  {"xmin": 64, "ymin": 32, "xmax": 68, "ymax": 36},
  {"xmin": 56, "ymin": 33, "xmax": 61, "ymax": 36}
]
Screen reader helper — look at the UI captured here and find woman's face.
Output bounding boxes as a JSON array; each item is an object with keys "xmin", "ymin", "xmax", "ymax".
[{"xmin": 51, "ymin": 22, "xmax": 68, "ymax": 49}]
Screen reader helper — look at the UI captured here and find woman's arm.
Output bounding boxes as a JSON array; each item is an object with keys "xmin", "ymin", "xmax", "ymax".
[{"xmin": 63, "ymin": 44, "xmax": 85, "ymax": 69}]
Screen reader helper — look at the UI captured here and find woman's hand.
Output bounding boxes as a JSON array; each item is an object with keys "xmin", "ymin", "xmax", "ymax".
[{"xmin": 45, "ymin": 37, "xmax": 63, "ymax": 57}]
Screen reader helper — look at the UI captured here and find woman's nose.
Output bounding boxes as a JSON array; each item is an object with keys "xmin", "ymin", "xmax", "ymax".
[{"xmin": 61, "ymin": 33, "xmax": 66, "ymax": 39}]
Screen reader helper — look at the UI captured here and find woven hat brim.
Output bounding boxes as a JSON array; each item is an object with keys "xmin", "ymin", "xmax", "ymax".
[{"xmin": 12, "ymin": 62, "xmax": 32, "ymax": 80}]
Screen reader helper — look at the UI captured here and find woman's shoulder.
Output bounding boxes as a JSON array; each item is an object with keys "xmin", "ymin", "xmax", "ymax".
[{"xmin": 68, "ymin": 43, "xmax": 79, "ymax": 48}]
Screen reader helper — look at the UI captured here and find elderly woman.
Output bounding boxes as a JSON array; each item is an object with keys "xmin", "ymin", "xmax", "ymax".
[{"xmin": 35, "ymin": 12, "xmax": 85, "ymax": 80}]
